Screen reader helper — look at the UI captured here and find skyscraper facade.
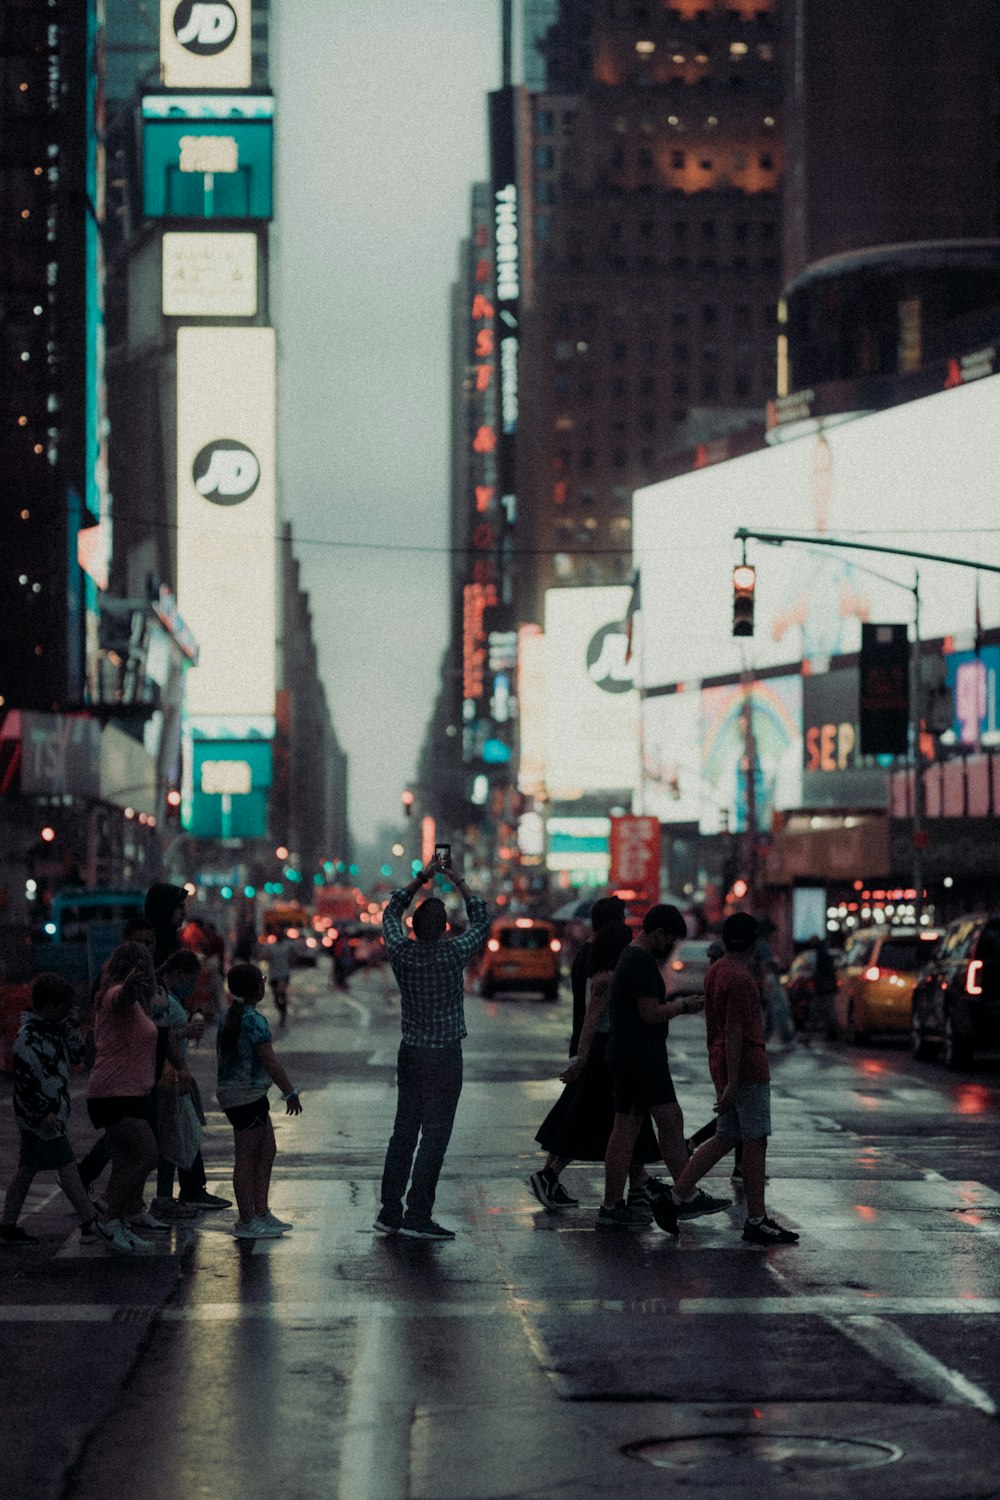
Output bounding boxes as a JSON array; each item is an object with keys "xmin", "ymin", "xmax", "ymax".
[{"xmin": 516, "ymin": 0, "xmax": 783, "ymax": 621}]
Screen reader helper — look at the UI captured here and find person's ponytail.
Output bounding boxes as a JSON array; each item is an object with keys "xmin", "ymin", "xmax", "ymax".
[{"xmin": 220, "ymin": 962, "xmax": 264, "ymax": 1066}]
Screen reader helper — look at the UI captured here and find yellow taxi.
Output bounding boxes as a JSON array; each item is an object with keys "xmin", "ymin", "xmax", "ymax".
[
  {"xmin": 478, "ymin": 917, "xmax": 561, "ymax": 1000},
  {"xmin": 835, "ymin": 925, "xmax": 939, "ymax": 1043}
]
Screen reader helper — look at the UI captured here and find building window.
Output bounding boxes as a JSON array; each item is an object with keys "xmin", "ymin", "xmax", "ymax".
[
  {"xmin": 638, "ymin": 146, "xmax": 653, "ymax": 170},
  {"xmin": 673, "ymin": 374, "xmax": 689, "ymax": 398},
  {"xmin": 535, "ymin": 215, "xmax": 550, "ymax": 239},
  {"xmin": 673, "ymin": 221, "xmax": 688, "ymax": 241},
  {"xmin": 701, "ymin": 374, "xmax": 719, "ymax": 398},
  {"xmin": 671, "ymin": 150, "xmax": 686, "ymax": 169},
  {"xmin": 701, "ymin": 221, "xmax": 716, "ymax": 241},
  {"xmin": 612, "ymin": 377, "xmax": 627, "ymax": 398},
  {"xmin": 536, "ymin": 110, "xmax": 554, "ymax": 134},
  {"xmin": 535, "ymin": 180, "xmax": 554, "ymax": 204},
  {"xmin": 639, "ymin": 375, "xmax": 656, "ymax": 397},
  {"xmin": 672, "ymin": 308, "xmax": 688, "ymax": 328},
  {"xmin": 734, "ymin": 304, "xmax": 751, "ymax": 334},
  {"xmin": 639, "ymin": 220, "xmax": 655, "ymax": 240},
  {"xmin": 613, "ymin": 447, "xmax": 627, "ymax": 468},
  {"xmin": 535, "ymin": 146, "xmax": 554, "ymax": 169},
  {"xmin": 673, "ymin": 341, "xmax": 690, "ymax": 361},
  {"xmin": 611, "ymin": 146, "xmax": 625, "ymax": 169},
  {"xmin": 639, "ymin": 411, "xmax": 656, "ymax": 434},
  {"xmin": 612, "ymin": 486, "xmax": 630, "ymax": 508},
  {"xmin": 759, "ymin": 153, "xmax": 774, "ymax": 170}
]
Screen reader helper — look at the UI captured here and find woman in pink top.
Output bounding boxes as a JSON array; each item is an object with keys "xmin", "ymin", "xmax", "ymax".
[{"xmin": 85, "ymin": 942, "xmax": 159, "ymax": 1254}]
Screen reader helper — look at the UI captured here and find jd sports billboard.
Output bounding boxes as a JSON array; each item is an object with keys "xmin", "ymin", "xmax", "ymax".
[{"xmin": 176, "ymin": 326, "xmax": 276, "ymax": 720}]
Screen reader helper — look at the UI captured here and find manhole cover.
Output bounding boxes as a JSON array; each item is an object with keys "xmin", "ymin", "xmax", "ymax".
[{"xmin": 625, "ymin": 1433, "xmax": 902, "ymax": 1477}]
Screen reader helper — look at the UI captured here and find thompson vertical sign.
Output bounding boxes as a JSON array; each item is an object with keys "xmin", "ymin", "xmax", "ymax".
[{"xmin": 488, "ymin": 86, "xmax": 520, "ymax": 508}]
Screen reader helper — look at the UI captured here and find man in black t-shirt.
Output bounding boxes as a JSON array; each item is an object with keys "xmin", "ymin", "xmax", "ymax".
[{"xmin": 600, "ymin": 903, "xmax": 726, "ymax": 1230}]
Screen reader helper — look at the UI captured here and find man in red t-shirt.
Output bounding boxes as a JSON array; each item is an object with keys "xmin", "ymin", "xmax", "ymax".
[{"xmin": 656, "ymin": 913, "xmax": 799, "ymax": 1245}]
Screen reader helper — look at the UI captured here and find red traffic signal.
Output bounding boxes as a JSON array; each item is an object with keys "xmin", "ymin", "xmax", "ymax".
[
  {"xmin": 732, "ymin": 564, "xmax": 756, "ymax": 637},
  {"xmin": 166, "ymin": 789, "xmax": 182, "ymax": 808},
  {"xmin": 401, "ymin": 789, "xmax": 415, "ymax": 817}
]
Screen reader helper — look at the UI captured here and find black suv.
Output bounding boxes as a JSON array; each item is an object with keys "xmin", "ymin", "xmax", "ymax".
[{"xmin": 910, "ymin": 914, "xmax": 1000, "ymax": 1068}]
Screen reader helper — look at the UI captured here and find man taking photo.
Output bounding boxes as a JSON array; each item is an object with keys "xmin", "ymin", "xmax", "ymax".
[{"xmin": 375, "ymin": 856, "xmax": 489, "ymax": 1241}]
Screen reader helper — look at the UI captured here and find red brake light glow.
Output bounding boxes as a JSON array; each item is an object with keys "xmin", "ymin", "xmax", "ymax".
[
  {"xmin": 487, "ymin": 938, "xmax": 500, "ymax": 952},
  {"xmin": 966, "ymin": 960, "xmax": 983, "ymax": 996},
  {"xmin": 550, "ymin": 939, "xmax": 561, "ymax": 953}
]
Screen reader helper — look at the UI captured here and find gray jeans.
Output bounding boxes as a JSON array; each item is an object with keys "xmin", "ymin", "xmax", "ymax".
[{"xmin": 380, "ymin": 1041, "xmax": 463, "ymax": 1223}]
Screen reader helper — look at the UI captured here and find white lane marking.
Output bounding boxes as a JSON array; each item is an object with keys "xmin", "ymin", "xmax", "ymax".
[
  {"xmin": 829, "ymin": 1313, "xmax": 997, "ymax": 1415},
  {"xmin": 337, "ymin": 1315, "xmax": 411, "ymax": 1500},
  {"xmin": 2, "ymin": 1295, "xmax": 999, "ymax": 1324}
]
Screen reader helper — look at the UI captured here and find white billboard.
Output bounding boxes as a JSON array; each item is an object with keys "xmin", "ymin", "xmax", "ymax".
[
  {"xmin": 544, "ymin": 586, "xmax": 639, "ymax": 796},
  {"xmin": 633, "ymin": 376, "xmax": 1000, "ymax": 691},
  {"xmin": 160, "ymin": 0, "xmax": 252, "ymax": 90},
  {"xmin": 162, "ymin": 232, "xmax": 257, "ymax": 317},
  {"xmin": 176, "ymin": 326, "xmax": 276, "ymax": 720}
]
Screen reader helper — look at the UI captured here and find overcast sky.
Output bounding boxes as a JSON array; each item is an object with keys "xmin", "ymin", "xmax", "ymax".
[{"xmin": 272, "ymin": 2, "xmax": 502, "ymax": 853}]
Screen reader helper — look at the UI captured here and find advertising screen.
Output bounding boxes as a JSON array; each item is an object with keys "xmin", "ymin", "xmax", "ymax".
[
  {"xmin": 639, "ymin": 690, "xmax": 703, "ymax": 825},
  {"xmin": 544, "ymin": 587, "xmax": 638, "ymax": 797},
  {"xmin": 801, "ymin": 665, "xmax": 888, "ymax": 808},
  {"xmin": 142, "ymin": 95, "xmax": 273, "ymax": 220},
  {"xmin": 545, "ymin": 816, "xmax": 611, "ymax": 880},
  {"xmin": 699, "ymin": 674, "xmax": 802, "ymax": 834},
  {"xmin": 176, "ymin": 326, "xmax": 276, "ymax": 721},
  {"xmin": 633, "ymin": 376, "xmax": 1000, "ymax": 689},
  {"xmin": 188, "ymin": 738, "xmax": 271, "ymax": 838},
  {"xmin": 162, "ymin": 231, "xmax": 257, "ymax": 316},
  {"xmin": 160, "ymin": 0, "xmax": 252, "ymax": 90}
]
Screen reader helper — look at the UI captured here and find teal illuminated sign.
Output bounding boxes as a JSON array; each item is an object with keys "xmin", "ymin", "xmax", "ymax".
[{"xmin": 142, "ymin": 96, "xmax": 273, "ymax": 220}]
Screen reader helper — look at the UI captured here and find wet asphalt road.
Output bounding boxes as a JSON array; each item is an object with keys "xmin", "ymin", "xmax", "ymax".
[{"xmin": 2, "ymin": 962, "xmax": 999, "ymax": 1500}]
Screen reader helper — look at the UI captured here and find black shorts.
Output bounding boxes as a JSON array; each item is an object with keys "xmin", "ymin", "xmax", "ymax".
[
  {"xmin": 223, "ymin": 1096, "xmax": 271, "ymax": 1132},
  {"xmin": 612, "ymin": 1058, "xmax": 677, "ymax": 1115},
  {"xmin": 86, "ymin": 1095, "xmax": 156, "ymax": 1130},
  {"xmin": 19, "ymin": 1130, "xmax": 76, "ymax": 1172}
]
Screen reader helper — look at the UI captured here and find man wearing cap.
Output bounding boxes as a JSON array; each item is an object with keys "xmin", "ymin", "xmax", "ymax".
[
  {"xmin": 599, "ymin": 904, "xmax": 730, "ymax": 1229},
  {"xmin": 657, "ymin": 912, "xmax": 799, "ymax": 1245}
]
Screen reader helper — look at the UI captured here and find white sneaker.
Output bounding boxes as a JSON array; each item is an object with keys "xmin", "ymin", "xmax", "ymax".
[
  {"xmin": 232, "ymin": 1216, "xmax": 284, "ymax": 1240},
  {"xmin": 128, "ymin": 1209, "xmax": 171, "ymax": 1232},
  {"xmin": 260, "ymin": 1211, "xmax": 293, "ymax": 1231},
  {"xmin": 95, "ymin": 1219, "xmax": 136, "ymax": 1255}
]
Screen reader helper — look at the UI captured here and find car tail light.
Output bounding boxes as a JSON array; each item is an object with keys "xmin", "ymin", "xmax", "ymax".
[
  {"xmin": 864, "ymin": 966, "xmax": 881, "ymax": 982},
  {"xmin": 550, "ymin": 939, "xmax": 561, "ymax": 953},
  {"xmin": 966, "ymin": 960, "xmax": 984, "ymax": 997},
  {"xmin": 487, "ymin": 938, "xmax": 500, "ymax": 953},
  {"xmin": 670, "ymin": 959, "xmax": 684, "ymax": 972}
]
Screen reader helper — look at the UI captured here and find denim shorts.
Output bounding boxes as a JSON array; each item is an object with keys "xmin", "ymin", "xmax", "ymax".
[{"xmin": 715, "ymin": 1081, "xmax": 771, "ymax": 1141}]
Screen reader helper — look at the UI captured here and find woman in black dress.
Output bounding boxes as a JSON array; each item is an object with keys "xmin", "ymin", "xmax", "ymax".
[{"xmin": 530, "ymin": 920, "xmax": 662, "ymax": 1212}]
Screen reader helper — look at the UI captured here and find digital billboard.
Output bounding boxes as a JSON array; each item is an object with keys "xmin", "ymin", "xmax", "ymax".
[
  {"xmin": 544, "ymin": 587, "xmax": 639, "ymax": 797},
  {"xmin": 176, "ymin": 326, "xmax": 276, "ymax": 721},
  {"xmin": 699, "ymin": 675, "xmax": 802, "ymax": 835},
  {"xmin": 633, "ymin": 376, "xmax": 1000, "ymax": 689},
  {"xmin": 639, "ymin": 690, "xmax": 703, "ymax": 825},
  {"xmin": 160, "ymin": 0, "xmax": 252, "ymax": 90},
  {"xmin": 162, "ymin": 231, "xmax": 257, "ymax": 316},
  {"xmin": 187, "ymin": 737, "xmax": 271, "ymax": 838},
  {"xmin": 142, "ymin": 95, "xmax": 273, "ymax": 220},
  {"xmin": 801, "ymin": 665, "xmax": 888, "ymax": 809}
]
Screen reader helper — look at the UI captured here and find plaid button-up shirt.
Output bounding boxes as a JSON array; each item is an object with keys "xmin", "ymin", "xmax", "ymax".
[{"xmin": 382, "ymin": 888, "xmax": 490, "ymax": 1047}]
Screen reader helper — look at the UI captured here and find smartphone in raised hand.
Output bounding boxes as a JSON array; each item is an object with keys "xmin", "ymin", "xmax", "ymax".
[{"xmin": 434, "ymin": 843, "xmax": 451, "ymax": 868}]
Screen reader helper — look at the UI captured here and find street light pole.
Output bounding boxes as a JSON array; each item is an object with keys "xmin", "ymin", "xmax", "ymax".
[{"xmin": 911, "ymin": 571, "xmax": 926, "ymax": 920}]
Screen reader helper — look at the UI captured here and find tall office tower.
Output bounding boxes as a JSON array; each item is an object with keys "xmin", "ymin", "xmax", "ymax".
[
  {"xmin": 516, "ymin": 0, "xmax": 783, "ymax": 621},
  {"xmin": 782, "ymin": 0, "xmax": 1000, "ymax": 284},
  {"xmin": 0, "ymin": 0, "xmax": 109, "ymax": 710}
]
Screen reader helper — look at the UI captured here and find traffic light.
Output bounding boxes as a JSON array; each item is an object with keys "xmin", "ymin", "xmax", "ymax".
[
  {"xmin": 165, "ymin": 788, "xmax": 182, "ymax": 824},
  {"xmin": 401, "ymin": 789, "xmax": 414, "ymax": 817},
  {"xmin": 732, "ymin": 564, "xmax": 756, "ymax": 637}
]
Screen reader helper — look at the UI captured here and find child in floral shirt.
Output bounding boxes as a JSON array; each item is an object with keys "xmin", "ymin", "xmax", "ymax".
[{"xmin": 1, "ymin": 973, "xmax": 97, "ymax": 1245}]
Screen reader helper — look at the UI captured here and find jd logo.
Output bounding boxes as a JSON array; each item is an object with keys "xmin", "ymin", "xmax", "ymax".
[
  {"xmin": 193, "ymin": 440, "xmax": 260, "ymax": 504},
  {"xmin": 586, "ymin": 622, "xmax": 634, "ymax": 694},
  {"xmin": 173, "ymin": 1, "xmax": 238, "ymax": 54}
]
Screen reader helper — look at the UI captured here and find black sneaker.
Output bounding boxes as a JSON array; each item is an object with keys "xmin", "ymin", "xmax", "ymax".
[
  {"xmin": 730, "ymin": 1165, "xmax": 743, "ymax": 1182},
  {"xmin": 676, "ymin": 1189, "xmax": 732, "ymax": 1220},
  {"xmin": 637, "ymin": 1176, "xmax": 671, "ymax": 1201},
  {"xmin": 596, "ymin": 1201, "xmax": 650, "ymax": 1230},
  {"xmin": 546, "ymin": 1179, "xmax": 579, "ymax": 1208},
  {"xmin": 650, "ymin": 1193, "xmax": 680, "ymax": 1236},
  {"xmin": 742, "ymin": 1215, "xmax": 799, "ymax": 1245},
  {"xmin": 529, "ymin": 1170, "xmax": 561, "ymax": 1211},
  {"xmin": 623, "ymin": 1189, "xmax": 654, "ymax": 1223},
  {"xmin": 399, "ymin": 1218, "xmax": 456, "ymax": 1240},
  {"xmin": 178, "ymin": 1190, "xmax": 232, "ymax": 1210},
  {"xmin": 373, "ymin": 1213, "xmax": 402, "ymax": 1235},
  {"xmin": 0, "ymin": 1225, "xmax": 39, "ymax": 1244}
]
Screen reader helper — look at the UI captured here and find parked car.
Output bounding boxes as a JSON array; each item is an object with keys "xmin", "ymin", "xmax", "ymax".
[
  {"xmin": 479, "ymin": 917, "xmax": 561, "ymax": 1000},
  {"xmin": 834, "ymin": 926, "xmax": 940, "ymax": 1043},
  {"xmin": 667, "ymin": 938, "xmax": 717, "ymax": 994},
  {"xmin": 782, "ymin": 949, "xmax": 818, "ymax": 1030},
  {"xmin": 910, "ymin": 913, "xmax": 1000, "ymax": 1068}
]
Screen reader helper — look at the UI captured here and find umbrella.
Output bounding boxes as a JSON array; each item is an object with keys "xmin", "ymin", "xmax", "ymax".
[{"xmin": 550, "ymin": 897, "xmax": 594, "ymax": 923}]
